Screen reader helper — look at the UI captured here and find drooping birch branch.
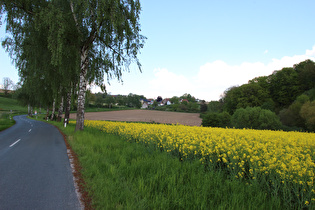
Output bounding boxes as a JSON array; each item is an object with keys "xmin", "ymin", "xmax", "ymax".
[{"xmin": 69, "ymin": 1, "xmax": 81, "ymax": 37}]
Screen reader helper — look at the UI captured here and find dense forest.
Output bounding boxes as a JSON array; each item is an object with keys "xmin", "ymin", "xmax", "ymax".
[{"xmin": 201, "ymin": 59, "xmax": 315, "ymax": 132}]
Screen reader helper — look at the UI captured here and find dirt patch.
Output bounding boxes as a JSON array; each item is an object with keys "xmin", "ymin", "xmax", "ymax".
[{"xmin": 70, "ymin": 110, "xmax": 202, "ymax": 126}]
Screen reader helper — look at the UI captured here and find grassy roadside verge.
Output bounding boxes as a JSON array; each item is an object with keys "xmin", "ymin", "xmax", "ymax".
[
  {"xmin": 50, "ymin": 121, "xmax": 282, "ymax": 209},
  {"xmin": 0, "ymin": 96, "xmax": 28, "ymax": 131},
  {"xmin": 0, "ymin": 112, "xmax": 15, "ymax": 131}
]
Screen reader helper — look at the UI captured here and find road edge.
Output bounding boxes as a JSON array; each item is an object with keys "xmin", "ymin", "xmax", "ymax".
[{"xmin": 55, "ymin": 126, "xmax": 94, "ymax": 210}]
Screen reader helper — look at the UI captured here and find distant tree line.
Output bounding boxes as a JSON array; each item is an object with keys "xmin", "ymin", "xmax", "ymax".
[
  {"xmin": 201, "ymin": 59, "xmax": 315, "ymax": 132},
  {"xmin": 85, "ymin": 92, "xmax": 144, "ymax": 109},
  {"xmin": 154, "ymin": 93, "xmax": 201, "ymax": 113},
  {"xmin": 85, "ymin": 92, "xmax": 203, "ymax": 112}
]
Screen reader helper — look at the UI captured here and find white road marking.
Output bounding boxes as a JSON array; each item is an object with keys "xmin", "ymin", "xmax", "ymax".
[
  {"xmin": 9, "ymin": 139, "xmax": 21, "ymax": 147},
  {"xmin": 29, "ymin": 129, "xmax": 32, "ymax": 132}
]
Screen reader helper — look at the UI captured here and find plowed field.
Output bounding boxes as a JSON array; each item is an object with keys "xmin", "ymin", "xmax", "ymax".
[{"xmin": 70, "ymin": 110, "xmax": 202, "ymax": 126}]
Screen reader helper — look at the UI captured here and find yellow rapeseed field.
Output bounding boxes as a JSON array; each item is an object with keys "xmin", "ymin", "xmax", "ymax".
[{"xmin": 74, "ymin": 120, "xmax": 315, "ymax": 205}]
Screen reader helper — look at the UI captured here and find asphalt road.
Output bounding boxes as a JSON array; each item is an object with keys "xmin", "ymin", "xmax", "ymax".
[{"xmin": 0, "ymin": 115, "xmax": 81, "ymax": 210}]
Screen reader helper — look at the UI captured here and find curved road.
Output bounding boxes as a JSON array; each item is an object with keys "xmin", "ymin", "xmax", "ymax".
[{"xmin": 0, "ymin": 115, "xmax": 81, "ymax": 210}]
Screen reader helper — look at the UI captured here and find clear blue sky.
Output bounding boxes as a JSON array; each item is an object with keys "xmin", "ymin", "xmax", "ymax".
[{"xmin": 1, "ymin": 0, "xmax": 315, "ymax": 101}]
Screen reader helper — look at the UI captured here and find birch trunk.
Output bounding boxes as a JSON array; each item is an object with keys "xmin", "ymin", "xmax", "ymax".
[
  {"xmin": 50, "ymin": 99, "xmax": 56, "ymax": 121},
  {"xmin": 46, "ymin": 107, "xmax": 49, "ymax": 120},
  {"xmin": 64, "ymin": 91, "xmax": 71, "ymax": 125},
  {"xmin": 75, "ymin": 47, "xmax": 88, "ymax": 131},
  {"xmin": 57, "ymin": 96, "xmax": 64, "ymax": 122},
  {"xmin": 30, "ymin": 106, "xmax": 33, "ymax": 117},
  {"xmin": 28, "ymin": 104, "xmax": 30, "ymax": 116}
]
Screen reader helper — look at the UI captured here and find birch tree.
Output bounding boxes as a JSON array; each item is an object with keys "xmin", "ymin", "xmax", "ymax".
[
  {"xmin": 1, "ymin": 0, "xmax": 79, "ymax": 119},
  {"xmin": 68, "ymin": 0, "xmax": 145, "ymax": 130},
  {"xmin": 1, "ymin": 1, "xmax": 54, "ymax": 109},
  {"xmin": 1, "ymin": 0, "xmax": 145, "ymax": 131}
]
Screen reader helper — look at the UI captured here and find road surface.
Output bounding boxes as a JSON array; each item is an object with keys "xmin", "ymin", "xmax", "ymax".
[{"xmin": 0, "ymin": 115, "xmax": 81, "ymax": 210}]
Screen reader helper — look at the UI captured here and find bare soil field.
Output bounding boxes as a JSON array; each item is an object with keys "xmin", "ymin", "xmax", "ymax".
[{"xmin": 70, "ymin": 110, "xmax": 202, "ymax": 126}]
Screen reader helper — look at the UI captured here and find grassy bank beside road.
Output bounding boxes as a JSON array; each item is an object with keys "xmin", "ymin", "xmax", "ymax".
[
  {"xmin": 0, "ymin": 96, "xmax": 27, "ymax": 131},
  {"xmin": 0, "ymin": 96, "xmax": 27, "ymax": 113},
  {"xmin": 0, "ymin": 112, "xmax": 15, "ymax": 131},
  {"xmin": 51, "ymin": 121, "xmax": 282, "ymax": 209}
]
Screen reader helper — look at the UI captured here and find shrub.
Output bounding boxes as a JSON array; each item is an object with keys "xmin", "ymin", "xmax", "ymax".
[
  {"xmin": 300, "ymin": 100, "xmax": 315, "ymax": 131},
  {"xmin": 200, "ymin": 101, "xmax": 208, "ymax": 113},
  {"xmin": 279, "ymin": 109, "xmax": 297, "ymax": 127},
  {"xmin": 201, "ymin": 111, "xmax": 231, "ymax": 128},
  {"xmin": 279, "ymin": 94, "xmax": 309, "ymax": 130},
  {"xmin": 178, "ymin": 104, "xmax": 188, "ymax": 112},
  {"xmin": 231, "ymin": 107, "xmax": 282, "ymax": 130},
  {"xmin": 207, "ymin": 101, "xmax": 223, "ymax": 113}
]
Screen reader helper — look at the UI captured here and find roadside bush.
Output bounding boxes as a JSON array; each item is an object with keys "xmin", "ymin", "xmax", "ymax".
[
  {"xmin": 201, "ymin": 111, "xmax": 231, "ymax": 128},
  {"xmin": 231, "ymin": 107, "xmax": 282, "ymax": 130}
]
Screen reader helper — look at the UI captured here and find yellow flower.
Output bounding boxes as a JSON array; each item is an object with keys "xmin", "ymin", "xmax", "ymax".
[{"xmin": 80, "ymin": 119, "xmax": 315, "ymax": 203}]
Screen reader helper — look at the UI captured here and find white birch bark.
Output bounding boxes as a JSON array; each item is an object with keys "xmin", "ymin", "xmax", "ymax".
[
  {"xmin": 50, "ymin": 99, "xmax": 56, "ymax": 121},
  {"xmin": 64, "ymin": 91, "xmax": 71, "ymax": 124},
  {"xmin": 30, "ymin": 106, "xmax": 33, "ymax": 117},
  {"xmin": 57, "ymin": 96, "xmax": 64, "ymax": 122},
  {"xmin": 46, "ymin": 106, "xmax": 49, "ymax": 120},
  {"xmin": 75, "ymin": 47, "xmax": 88, "ymax": 130}
]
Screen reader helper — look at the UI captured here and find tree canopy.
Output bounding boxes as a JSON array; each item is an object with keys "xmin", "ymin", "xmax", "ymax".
[
  {"xmin": 221, "ymin": 60, "xmax": 315, "ymax": 115},
  {"xmin": 0, "ymin": 0, "xmax": 146, "ymax": 130},
  {"xmin": 203, "ymin": 59, "xmax": 315, "ymax": 131}
]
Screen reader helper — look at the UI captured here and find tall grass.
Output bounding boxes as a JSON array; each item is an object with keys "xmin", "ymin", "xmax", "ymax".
[{"xmin": 55, "ymin": 122, "xmax": 283, "ymax": 209}]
